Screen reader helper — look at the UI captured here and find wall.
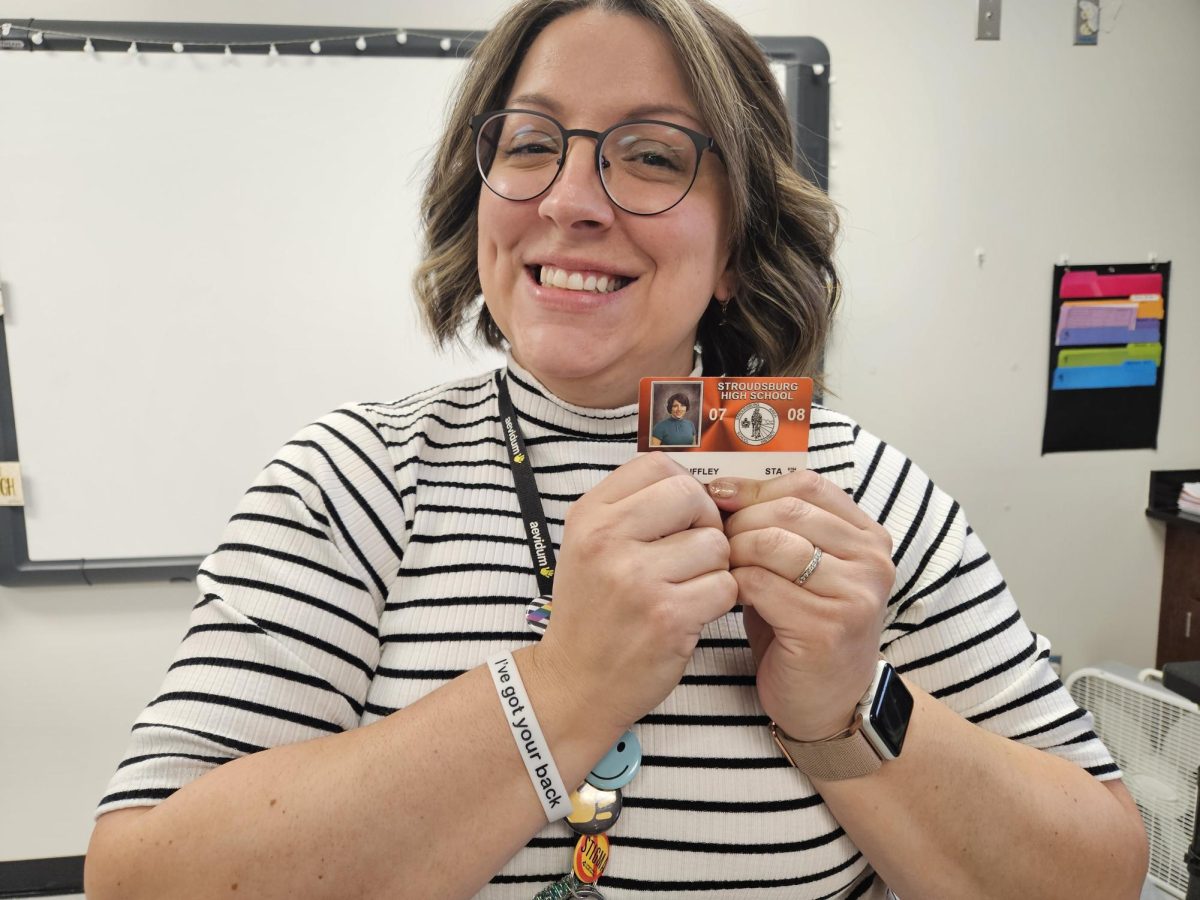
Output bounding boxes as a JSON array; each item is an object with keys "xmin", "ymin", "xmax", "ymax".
[{"xmin": 2, "ymin": 0, "xmax": 1197, "ymax": 864}]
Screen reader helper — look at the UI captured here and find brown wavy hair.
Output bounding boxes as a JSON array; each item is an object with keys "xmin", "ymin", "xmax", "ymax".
[{"xmin": 413, "ymin": 0, "xmax": 840, "ymax": 378}]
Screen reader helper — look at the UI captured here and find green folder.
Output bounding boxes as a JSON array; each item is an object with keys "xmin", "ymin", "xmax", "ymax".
[{"xmin": 1057, "ymin": 342, "xmax": 1162, "ymax": 368}]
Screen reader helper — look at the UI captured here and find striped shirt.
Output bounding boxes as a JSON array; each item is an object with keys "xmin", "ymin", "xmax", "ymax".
[{"xmin": 98, "ymin": 356, "xmax": 1118, "ymax": 899}]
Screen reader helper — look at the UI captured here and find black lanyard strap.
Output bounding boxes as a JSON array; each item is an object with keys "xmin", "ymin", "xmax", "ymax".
[{"xmin": 495, "ymin": 370, "xmax": 557, "ymax": 596}]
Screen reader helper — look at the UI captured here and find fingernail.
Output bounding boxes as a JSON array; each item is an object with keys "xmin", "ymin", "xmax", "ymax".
[{"xmin": 708, "ymin": 481, "xmax": 737, "ymax": 499}]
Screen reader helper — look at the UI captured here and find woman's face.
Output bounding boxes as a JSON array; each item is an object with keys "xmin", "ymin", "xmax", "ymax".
[
  {"xmin": 477, "ymin": 8, "xmax": 734, "ymax": 407},
  {"xmin": 669, "ymin": 400, "xmax": 687, "ymax": 418}
]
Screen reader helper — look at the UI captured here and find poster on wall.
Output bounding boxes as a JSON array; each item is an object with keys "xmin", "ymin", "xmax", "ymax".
[{"xmin": 1042, "ymin": 261, "xmax": 1170, "ymax": 453}]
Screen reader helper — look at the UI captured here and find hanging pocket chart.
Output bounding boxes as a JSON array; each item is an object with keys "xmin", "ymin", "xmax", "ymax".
[{"xmin": 1042, "ymin": 262, "xmax": 1171, "ymax": 453}]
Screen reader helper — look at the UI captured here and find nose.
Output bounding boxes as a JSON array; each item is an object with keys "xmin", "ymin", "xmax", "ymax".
[{"xmin": 537, "ymin": 137, "xmax": 615, "ymax": 231}]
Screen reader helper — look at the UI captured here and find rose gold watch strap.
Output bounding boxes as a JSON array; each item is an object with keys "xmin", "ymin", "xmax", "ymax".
[{"xmin": 771, "ymin": 722, "xmax": 882, "ymax": 781}]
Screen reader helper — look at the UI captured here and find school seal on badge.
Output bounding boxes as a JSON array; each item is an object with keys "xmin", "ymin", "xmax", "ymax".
[{"xmin": 734, "ymin": 401, "xmax": 780, "ymax": 446}]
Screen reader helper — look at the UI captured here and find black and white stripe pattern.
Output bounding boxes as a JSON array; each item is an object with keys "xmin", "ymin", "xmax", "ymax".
[{"xmin": 98, "ymin": 357, "xmax": 1117, "ymax": 898}]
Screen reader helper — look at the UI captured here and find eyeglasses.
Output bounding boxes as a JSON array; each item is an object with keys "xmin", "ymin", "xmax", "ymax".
[{"xmin": 470, "ymin": 109, "xmax": 721, "ymax": 216}]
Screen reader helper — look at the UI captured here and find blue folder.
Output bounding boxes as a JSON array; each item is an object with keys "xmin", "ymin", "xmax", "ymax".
[
  {"xmin": 1052, "ymin": 359, "xmax": 1159, "ymax": 390},
  {"xmin": 1057, "ymin": 322, "xmax": 1161, "ymax": 346}
]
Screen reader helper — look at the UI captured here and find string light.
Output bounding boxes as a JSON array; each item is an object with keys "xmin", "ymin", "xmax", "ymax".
[
  {"xmin": 0, "ymin": 23, "xmax": 829, "ymax": 83},
  {"xmin": 0, "ymin": 22, "xmax": 828, "ymax": 89},
  {"xmin": 21, "ymin": 24, "xmax": 897, "ymax": 70}
]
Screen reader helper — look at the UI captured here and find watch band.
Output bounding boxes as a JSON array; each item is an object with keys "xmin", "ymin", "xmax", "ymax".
[{"xmin": 770, "ymin": 721, "xmax": 882, "ymax": 781}]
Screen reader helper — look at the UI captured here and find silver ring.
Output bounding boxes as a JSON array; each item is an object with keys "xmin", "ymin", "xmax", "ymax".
[{"xmin": 794, "ymin": 546, "xmax": 823, "ymax": 586}]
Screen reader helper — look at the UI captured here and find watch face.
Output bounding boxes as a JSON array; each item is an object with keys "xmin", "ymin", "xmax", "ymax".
[{"xmin": 867, "ymin": 664, "xmax": 914, "ymax": 759}]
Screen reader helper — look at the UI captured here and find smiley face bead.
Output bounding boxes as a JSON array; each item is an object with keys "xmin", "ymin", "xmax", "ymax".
[{"xmin": 585, "ymin": 729, "xmax": 641, "ymax": 791}]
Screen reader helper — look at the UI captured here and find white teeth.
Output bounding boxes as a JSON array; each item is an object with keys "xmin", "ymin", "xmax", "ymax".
[{"xmin": 537, "ymin": 265, "xmax": 626, "ymax": 294}]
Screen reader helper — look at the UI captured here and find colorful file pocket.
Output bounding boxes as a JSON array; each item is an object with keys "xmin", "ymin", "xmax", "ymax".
[
  {"xmin": 1043, "ymin": 262, "xmax": 1170, "ymax": 453},
  {"xmin": 1051, "ymin": 270, "xmax": 1164, "ymax": 392},
  {"xmin": 1057, "ymin": 344, "xmax": 1163, "ymax": 368},
  {"xmin": 1057, "ymin": 321, "xmax": 1161, "ymax": 347},
  {"xmin": 1052, "ymin": 359, "xmax": 1158, "ymax": 390}
]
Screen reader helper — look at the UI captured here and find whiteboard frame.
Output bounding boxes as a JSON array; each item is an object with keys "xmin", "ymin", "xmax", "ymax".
[{"xmin": 0, "ymin": 19, "xmax": 828, "ymax": 586}]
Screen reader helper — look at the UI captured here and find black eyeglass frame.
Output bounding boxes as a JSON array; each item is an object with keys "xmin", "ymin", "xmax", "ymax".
[{"xmin": 470, "ymin": 108, "xmax": 723, "ymax": 216}]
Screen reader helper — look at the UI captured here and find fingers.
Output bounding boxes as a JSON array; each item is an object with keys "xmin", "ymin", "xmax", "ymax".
[
  {"xmin": 724, "ymin": 495, "xmax": 864, "ymax": 562},
  {"xmin": 650, "ymin": 526, "xmax": 731, "ymax": 584},
  {"xmin": 728, "ymin": 527, "xmax": 833, "ymax": 594},
  {"xmin": 733, "ymin": 563, "xmax": 875, "ymax": 643},
  {"xmin": 585, "ymin": 451, "xmax": 690, "ymax": 504},
  {"xmin": 669, "ymin": 568, "xmax": 739, "ymax": 634},
  {"xmin": 609, "ymin": 471, "xmax": 723, "ymax": 539},
  {"xmin": 709, "ymin": 470, "xmax": 878, "ymax": 531}
]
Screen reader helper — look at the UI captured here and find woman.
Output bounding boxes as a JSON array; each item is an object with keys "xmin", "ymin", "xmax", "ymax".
[
  {"xmin": 86, "ymin": 1, "xmax": 1148, "ymax": 898},
  {"xmin": 649, "ymin": 393, "xmax": 697, "ymax": 446}
]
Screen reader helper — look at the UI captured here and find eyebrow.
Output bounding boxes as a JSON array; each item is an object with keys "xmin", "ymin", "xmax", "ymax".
[{"xmin": 507, "ymin": 92, "xmax": 702, "ymax": 127}]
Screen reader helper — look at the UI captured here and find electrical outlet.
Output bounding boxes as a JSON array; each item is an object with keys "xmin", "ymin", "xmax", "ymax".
[{"xmin": 977, "ymin": 0, "xmax": 1002, "ymax": 41}]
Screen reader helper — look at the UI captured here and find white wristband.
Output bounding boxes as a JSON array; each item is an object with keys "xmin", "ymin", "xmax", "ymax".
[{"xmin": 487, "ymin": 652, "xmax": 571, "ymax": 821}]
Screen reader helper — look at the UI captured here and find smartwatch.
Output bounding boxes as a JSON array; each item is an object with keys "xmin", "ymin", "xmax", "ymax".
[{"xmin": 770, "ymin": 660, "xmax": 914, "ymax": 781}]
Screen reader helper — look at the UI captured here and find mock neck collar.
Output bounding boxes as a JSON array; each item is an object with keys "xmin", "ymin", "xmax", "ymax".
[{"xmin": 502, "ymin": 352, "xmax": 701, "ymax": 439}]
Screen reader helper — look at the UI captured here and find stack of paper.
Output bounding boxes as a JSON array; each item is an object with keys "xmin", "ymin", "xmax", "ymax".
[{"xmin": 1180, "ymin": 483, "xmax": 1200, "ymax": 517}]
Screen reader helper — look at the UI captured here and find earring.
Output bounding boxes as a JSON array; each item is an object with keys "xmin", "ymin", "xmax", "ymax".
[{"xmin": 718, "ymin": 297, "xmax": 731, "ymax": 326}]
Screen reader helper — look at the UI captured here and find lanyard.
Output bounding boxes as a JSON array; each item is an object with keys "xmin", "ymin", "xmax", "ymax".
[
  {"xmin": 495, "ymin": 370, "xmax": 557, "ymax": 596},
  {"xmin": 497, "ymin": 369, "xmax": 630, "ymax": 900}
]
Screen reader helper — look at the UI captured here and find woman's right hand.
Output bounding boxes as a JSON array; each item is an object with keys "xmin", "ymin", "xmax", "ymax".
[{"xmin": 534, "ymin": 452, "xmax": 738, "ymax": 731}]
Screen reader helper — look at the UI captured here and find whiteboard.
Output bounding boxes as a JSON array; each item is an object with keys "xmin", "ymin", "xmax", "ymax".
[
  {"xmin": 0, "ymin": 27, "xmax": 826, "ymax": 583},
  {"xmin": 0, "ymin": 49, "xmax": 500, "ymax": 568}
]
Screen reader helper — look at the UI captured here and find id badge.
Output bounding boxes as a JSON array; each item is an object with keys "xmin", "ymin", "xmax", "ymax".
[{"xmin": 637, "ymin": 377, "xmax": 812, "ymax": 482}]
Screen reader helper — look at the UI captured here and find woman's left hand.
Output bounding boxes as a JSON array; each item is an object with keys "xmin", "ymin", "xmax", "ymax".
[{"xmin": 710, "ymin": 471, "xmax": 895, "ymax": 742}]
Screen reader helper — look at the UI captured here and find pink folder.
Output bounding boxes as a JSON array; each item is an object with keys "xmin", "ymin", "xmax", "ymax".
[{"xmin": 1060, "ymin": 270, "xmax": 1163, "ymax": 299}]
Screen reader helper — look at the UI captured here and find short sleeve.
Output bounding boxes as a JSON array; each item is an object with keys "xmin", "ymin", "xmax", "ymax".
[
  {"xmin": 850, "ymin": 426, "xmax": 1120, "ymax": 781},
  {"xmin": 96, "ymin": 405, "xmax": 411, "ymax": 815}
]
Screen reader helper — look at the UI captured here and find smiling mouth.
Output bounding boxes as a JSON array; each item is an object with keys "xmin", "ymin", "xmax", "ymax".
[
  {"xmin": 530, "ymin": 264, "xmax": 635, "ymax": 295},
  {"xmin": 591, "ymin": 764, "xmax": 630, "ymax": 781}
]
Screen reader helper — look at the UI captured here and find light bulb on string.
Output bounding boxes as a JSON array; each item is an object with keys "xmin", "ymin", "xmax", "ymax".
[
  {"xmin": 224, "ymin": 44, "xmax": 232, "ymax": 57},
  {"xmin": 31, "ymin": 31, "xmax": 43, "ymax": 45},
  {"xmin": 310, "ymin": 40, "xmax": 321, "ymax": 54},
  {"xmin": 440, "ymin": 37, "xmax": 451, "ymax": 51},
  {"xmin": 172, "ymin": 41, "xmax": 184, "ymax": 53},
  {"xmin": 83, "ymin": 37, "xmax": 94, "ymax": 53},
  {"xmin": 395, "ymin": 31, "xmax": 408, "ymax": 45},
  {"xmin": 268, "ymin": 43, "xmax": 279, "ymax": 57},
  {"xmin": 1, "ymin": 23, "xmax": 11, "ymax": 37},
  {"xmin": 355, "ymin": 36, "xmax": 366, "ymax": 51},
  {"xmin": 811, "ymin": 63, "xmax": 825, "ymax": 76},
  {"xmin": 127, "ymin": 41, "xmax": 138, "ymax": 54}
]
